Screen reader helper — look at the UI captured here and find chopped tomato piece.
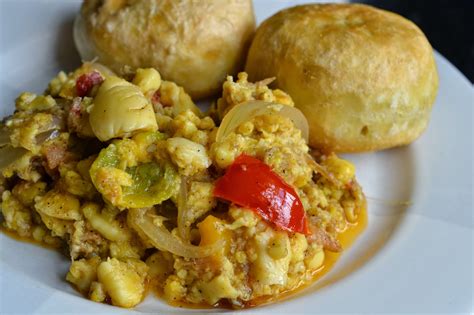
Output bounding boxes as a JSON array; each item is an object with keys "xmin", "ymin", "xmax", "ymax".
[
  {"xmin": 76, "ymin": 71, "xmax": 104, "ymax": 97},
  {"xmin": 214, "ymin": 154, "xmax": 310, "ymax": 235}
]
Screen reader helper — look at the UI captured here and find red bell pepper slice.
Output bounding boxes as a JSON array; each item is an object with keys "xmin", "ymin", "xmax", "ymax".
[{"xmin": 214, "ymin": 154, "xmax": 310, "ymax": 235}]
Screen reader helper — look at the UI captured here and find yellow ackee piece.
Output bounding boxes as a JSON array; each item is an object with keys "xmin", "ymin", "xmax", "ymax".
[
  {"xmin": 97, "ymin": 258, "xmax": 148, "ymax": 308},
  {"xmin": 89, "ymin": 76, "xmax": 157, "ymax": 141},
  {"xmin": 132, "ymin": 68, "xmax": 161, "ymax": 93}
]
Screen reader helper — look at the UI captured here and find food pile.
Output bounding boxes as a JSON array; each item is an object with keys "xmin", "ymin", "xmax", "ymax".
[
  {"xmin": 0, "ymin": 64, "xmax": 364, "ymax": 308},
  {"xmin": 1, "ymin": 0, "xmax": 439, "ymax": 310}
]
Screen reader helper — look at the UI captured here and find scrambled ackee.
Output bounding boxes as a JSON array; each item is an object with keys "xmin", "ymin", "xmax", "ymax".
[{"xmin": 0, "ymin": 64, "xmax": 365, "ymax": 309}]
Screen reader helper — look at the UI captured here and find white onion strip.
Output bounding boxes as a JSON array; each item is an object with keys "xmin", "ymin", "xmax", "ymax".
[
  {"xmin": 128, "ymin": 208, "xmax": 222, "ymax": 258},
  {"xmin": 216, "ymin": 100, "xmax": 309, "ymax": 143},
  {"xmin": 177, "ymin": 176, "xmax": 191, "ymax": 241}
]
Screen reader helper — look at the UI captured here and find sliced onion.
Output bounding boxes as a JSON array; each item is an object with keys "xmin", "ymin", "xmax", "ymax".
[
  {"xmin": 32, "ymin": 114, "xmax": 64, "ymax": 147},
  {"xmin": 0, "ymin": 145, "xmax": 28, "ymax": 170},
  {"xmin": 128, "ymin": 208, "xmax": 222, "ymax": 258},
  {"xmin": 35, "ymin": 129, "xmax": 60, "ymax": 146},
  {"xmin": 216, "ymin": 100, "xmax": 309, "ymax": 143},
  {"xmin": 177, "ymin": 176, "xmax": 191, "ymax": 241},
  {"xmin": 51, "ymin": 114, "xmax": 65, "ymax": 130}
]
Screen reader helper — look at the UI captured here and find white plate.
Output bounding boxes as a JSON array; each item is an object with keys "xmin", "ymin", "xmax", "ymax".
[{"xmin": 0, "ymin": 0, "xmax": 472, "ymax": 314}]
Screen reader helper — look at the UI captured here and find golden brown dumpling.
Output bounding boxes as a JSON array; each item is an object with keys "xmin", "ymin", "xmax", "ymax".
[
  {"xmin": 75, "ymin": 0, "xmax": 255, "ymax": 100},
  {"xmin": 245, "ymin": 4, "xmax": 438, "ymax": 152}
]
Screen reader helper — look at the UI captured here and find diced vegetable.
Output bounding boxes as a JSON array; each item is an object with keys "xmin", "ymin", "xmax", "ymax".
[
  {"xmin": 89, "ymin": 132, "xmax": 179, "ymax": 208},
  {"xmin": 198, "ymin": 215, "xmax": 230, "ymax": 250},
  {"xmin": 76, "ymin": 71, "xmax": 103, "ymax": 97},
  {"xmin": 214, "ymin": 154, "xmax": 310, "ymax": 235},
  {"xmin": 128, "ymin": 208, "xmax": 223, "ymax": 258}
]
